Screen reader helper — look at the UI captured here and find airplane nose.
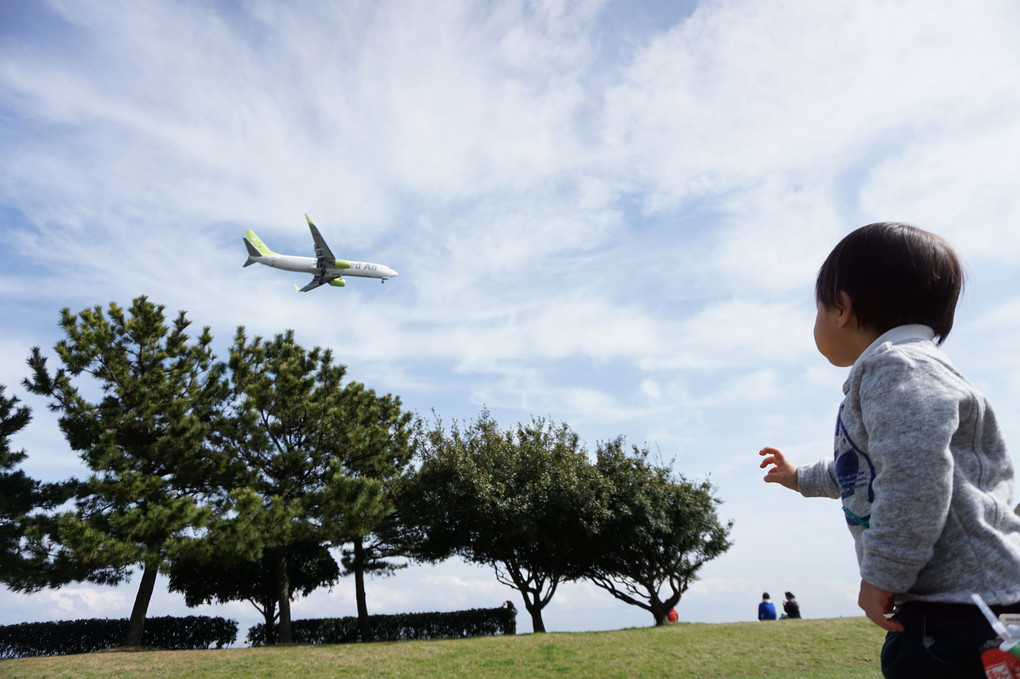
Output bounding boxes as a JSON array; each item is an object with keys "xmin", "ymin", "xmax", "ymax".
[{"xmin": 386, "ymin": 267, "xmax": 398, "ymax": 278}]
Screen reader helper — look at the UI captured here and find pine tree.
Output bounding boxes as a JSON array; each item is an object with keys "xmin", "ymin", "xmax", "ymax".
[
  {"xmin": 0, "ymin": 385, "xmax": 71, "ymax": 587},
  {"xmin": 218, "ymin": 328, "xmax": 390, "ymax": 643},
  {"xmin": 333, "ymin": 381, "xmax": 413, "ymax": 641},
  {"xmin": 23, "ymin": 297, "xmax": 229, "ymax": 647}
]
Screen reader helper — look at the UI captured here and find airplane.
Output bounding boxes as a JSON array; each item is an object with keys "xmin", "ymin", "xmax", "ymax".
[{"xmin": 243, "ymin": 215, "xmax": 398, "ymax": 292}]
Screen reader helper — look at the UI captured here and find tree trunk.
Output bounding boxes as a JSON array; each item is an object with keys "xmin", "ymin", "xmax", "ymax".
[
  {"xmin": 262, "ymin": 598, "xmax": 277, "ymax": 644},
  {"xmin": 125, "ymin": 561, "xmax": 159, "ymax": 647},
  {"xmin": 353, "ymin": 537, "xmax": 372, "ymax": 642},
  {"xmin": 522, "ymin": 597, "xmax": 546, "ymax": 634},
  {"xmin": 654, "ymin": 594, "xmax": 680, "ymax": 626},
  {"xmin": 529, "ymin": 608, "xmax": 546, "ymax": 633},
  {"xmin": 274, "ymin": 551, "xmax": 292, "ymax": 643}
]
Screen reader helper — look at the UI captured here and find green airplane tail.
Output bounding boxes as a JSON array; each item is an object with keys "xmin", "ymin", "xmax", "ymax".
[{"xmin": 244, "ymin": 230, "xmax": 275, "ymax": 256}]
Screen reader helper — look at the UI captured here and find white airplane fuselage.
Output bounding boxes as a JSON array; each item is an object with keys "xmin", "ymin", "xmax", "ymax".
[{"xmin": 257, "ymin": 253, "xmax": 398, "ymax": 281}]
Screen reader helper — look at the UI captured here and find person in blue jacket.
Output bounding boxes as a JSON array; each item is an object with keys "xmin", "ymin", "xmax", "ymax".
[{"xmin": 758, "ymin": 592, "xmax": 777, "ymax": 621}]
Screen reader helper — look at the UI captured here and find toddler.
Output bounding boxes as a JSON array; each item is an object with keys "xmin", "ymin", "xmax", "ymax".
[{"xmin": 759, "ymin": 222, "xmax": 1020, "ymax": 678}]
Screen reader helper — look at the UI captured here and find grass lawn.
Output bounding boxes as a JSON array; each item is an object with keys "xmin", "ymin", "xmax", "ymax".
[{"xmin": 1, "ymin": 617, "xmax": 885, "ymax": 678}]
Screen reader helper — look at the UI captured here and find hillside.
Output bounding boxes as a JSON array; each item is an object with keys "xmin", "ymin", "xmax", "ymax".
[{"xmin": 2, "ymin": 617, "xmax": 885, "ymax": 678}]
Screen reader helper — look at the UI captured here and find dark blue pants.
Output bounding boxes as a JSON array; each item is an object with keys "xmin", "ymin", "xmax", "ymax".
[{"xmin": 881, "ymin": 600, "xmax": 1020, "ymax": 678}]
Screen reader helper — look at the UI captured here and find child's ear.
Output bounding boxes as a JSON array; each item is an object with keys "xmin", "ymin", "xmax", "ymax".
[{"xmin": 835, "ymin": 291, "xmax": 856, "ymax": 329}]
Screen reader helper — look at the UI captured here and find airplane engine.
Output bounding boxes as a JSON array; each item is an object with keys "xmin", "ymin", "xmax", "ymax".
[{"xmin": 329, "ymin": 278, "xmax": 346, "ymax": 287}]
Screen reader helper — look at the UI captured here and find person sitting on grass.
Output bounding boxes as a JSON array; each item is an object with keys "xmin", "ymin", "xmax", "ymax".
[
  {"xmin": 782, "ymin": 592, "xmax": 800, "ymax": 619},
  {"xmin": 758, "ymin": 592, "xmax": 777, "ymax": 621}
]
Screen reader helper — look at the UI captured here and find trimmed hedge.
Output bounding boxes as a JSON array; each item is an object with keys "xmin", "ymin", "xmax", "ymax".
[
  {"xmin": 247, "ymin": 607, "xmax": 515, "ymax": 646},
  {"xmin": 0, "ymin": 615, "xmax": 238, "ymax": 659}
]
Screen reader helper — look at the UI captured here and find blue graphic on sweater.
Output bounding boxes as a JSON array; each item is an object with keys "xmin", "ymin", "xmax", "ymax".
[{"xmin": 834, "ymin": 405, "xmax": 875, "ymax": 529}]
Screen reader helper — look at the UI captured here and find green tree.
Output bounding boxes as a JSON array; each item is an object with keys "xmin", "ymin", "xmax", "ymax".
[
  {"xmin": 218, "ymin": 329, "xmax": 390, "ymax": 643},
  {"xmin": 587, "ymin": 439, "xmax": 733, "ymax": 626},
  {"xmin": 22, "ymin": 297, "xmax": 229, "ymax": 646},
  {"xmin": 405, "ymin": 412, "xmax": 607, "ymax": 633},
  {"xmin": 0, "ymin": 384, "xmax": 84, "ymax": 592},
  {"xmin": 0, "ymin": 385, "xmax": 37, "ymax": 581},
  {"xmin": 339, "ymin": 517, "xmax": 408, "ymax": 629},
  {"xmin": 167, "ymin": 542, "xmax": 340, "ymax": 642},
  {"xmin": 0, "ymin": 385, "xmax": 73, "ymax": 587},
  {"xmin": 333, "ymin": 381, "xmax": 414, "ymax": 642}
]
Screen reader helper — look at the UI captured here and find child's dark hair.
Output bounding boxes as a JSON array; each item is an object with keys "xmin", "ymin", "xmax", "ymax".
[{"xmin": 815, "ymin": 222, "xmax": 964, "ymax": 344}]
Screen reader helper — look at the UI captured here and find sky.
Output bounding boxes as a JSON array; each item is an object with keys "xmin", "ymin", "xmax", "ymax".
[{"xmin": 2, "ymin": 0, "xmax": 1020, "ymax": 638}]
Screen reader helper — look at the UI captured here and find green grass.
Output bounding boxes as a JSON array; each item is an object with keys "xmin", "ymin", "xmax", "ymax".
[{"xmin": 1, "ymin": 617, "xmax": 885, "ymax": 678}]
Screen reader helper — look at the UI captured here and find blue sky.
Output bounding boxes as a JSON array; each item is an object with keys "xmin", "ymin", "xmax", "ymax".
[{"xmin": 3, "ymin": 0, "xmax": 1020, "ymax": 635}]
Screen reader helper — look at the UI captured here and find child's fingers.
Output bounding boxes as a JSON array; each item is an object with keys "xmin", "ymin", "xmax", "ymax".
[{"xmin": 758, "ymin": 447, "xmax": 782, "ymax": 468}]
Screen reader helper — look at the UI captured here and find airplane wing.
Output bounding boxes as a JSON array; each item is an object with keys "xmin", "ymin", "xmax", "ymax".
[
  {"xmin": 298, "ymin": 278, "xmax": 327, "ymax": 292},
  {"xmin": 297, "ymin": 269, "xmax": 345, "ymax": 292},
  {"xmin": 298, "ymin": 215, "xmax": 347, "ymax": 291},
  {"xmin": 306, "ymin": 217, "xmax": 337, "ymax": 268}
]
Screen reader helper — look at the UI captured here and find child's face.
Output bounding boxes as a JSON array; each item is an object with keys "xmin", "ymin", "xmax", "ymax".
[{"xmin": 813, "ymin": 300, "xmax": 862, "ymax": 367}]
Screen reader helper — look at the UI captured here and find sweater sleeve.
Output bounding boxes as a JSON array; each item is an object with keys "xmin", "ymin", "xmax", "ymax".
[
  {"xmin": 797, "ymin": 458, "xmax": 841, "ymax": 499},
  {"xmin": 856, "ymin": 351, "xmax": 957, "ymax": 593}
]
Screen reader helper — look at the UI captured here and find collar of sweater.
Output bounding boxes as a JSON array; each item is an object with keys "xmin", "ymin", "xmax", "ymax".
[{"xmin": 852, "ymin": 324, "xmax": 935, "ymax": 371}]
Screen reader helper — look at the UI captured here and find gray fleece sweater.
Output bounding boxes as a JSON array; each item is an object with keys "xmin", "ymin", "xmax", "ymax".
[{"xmin": 798, "ymin": 325, "xmax": 1020, "ymax": 605}]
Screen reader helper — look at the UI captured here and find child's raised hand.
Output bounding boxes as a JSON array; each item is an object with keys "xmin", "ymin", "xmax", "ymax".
[{"xmin": 759, "ymin": 447, "xmax": 799, "ymax": 492}]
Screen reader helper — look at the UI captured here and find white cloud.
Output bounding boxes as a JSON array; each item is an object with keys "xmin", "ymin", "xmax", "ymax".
[
  {"xmin": 3, "ymin": 585, "xmax": 131, "ymax": 621},
  {"xmin": 712, "ymin": 175, "xmax": 848, "ymax": 296},
  {"xmin": 858, "ymin": 118, "xmax": 1020, "ymax": 261},
  {"xmin": 640, "ymin": 298, "xmax": 815, "ymax": 372},
  {"xmin": 601, "ymin": 0, "xmax": 1020, "ymax": 210}
]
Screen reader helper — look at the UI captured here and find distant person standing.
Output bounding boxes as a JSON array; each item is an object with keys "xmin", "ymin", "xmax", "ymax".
[
  {"xmin": 783, "ymin": 592, "xmax": 801, "ymax": 619},
  {"xmin": 758, "ymin": 592, "xmax": 777, "ymax": 621},
  {"xmin": 501, "ymin": 600, "xmax": 518, "ymax": 635}
]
